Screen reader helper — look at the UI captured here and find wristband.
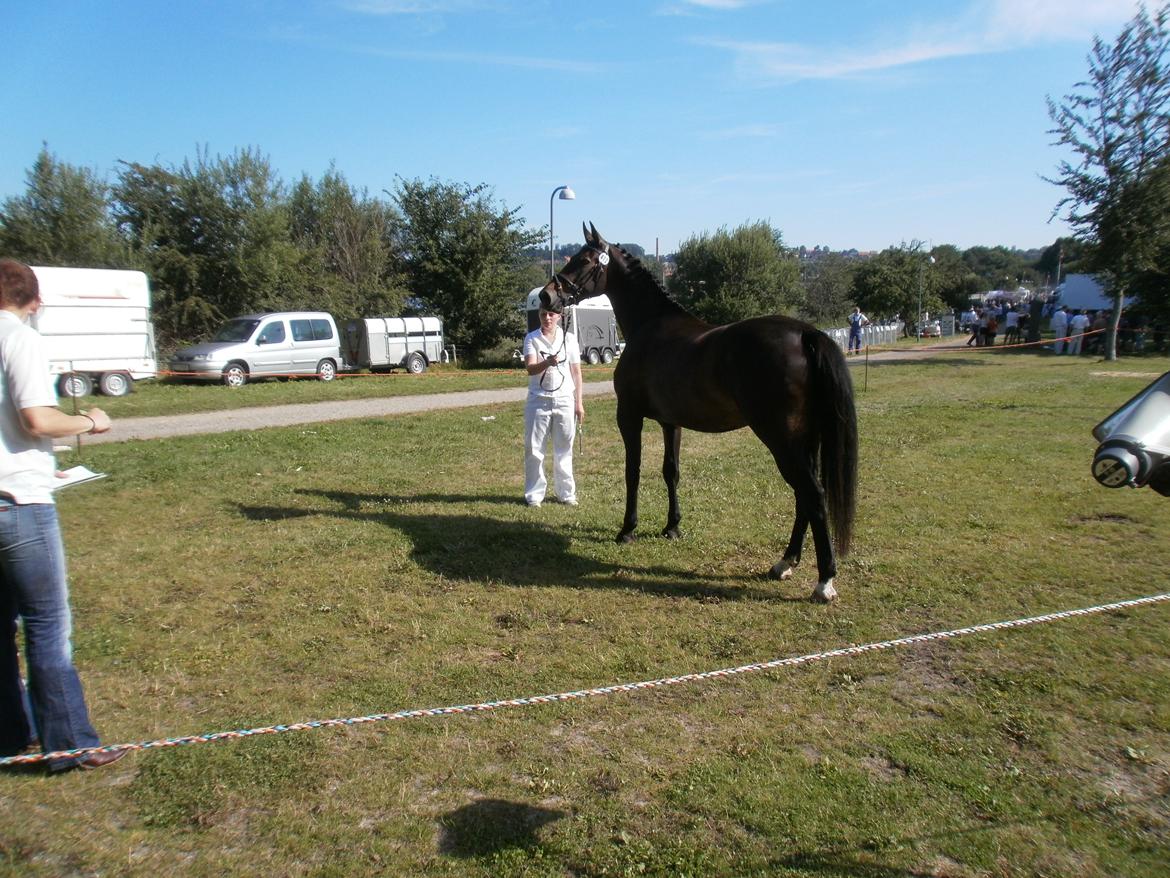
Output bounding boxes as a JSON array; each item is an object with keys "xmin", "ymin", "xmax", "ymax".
[{"xmin": 82, "ymin": 415, "xmax": 96, "ymax": 434}]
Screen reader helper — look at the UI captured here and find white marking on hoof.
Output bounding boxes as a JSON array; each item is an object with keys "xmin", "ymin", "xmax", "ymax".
[
  {"xmin": 812, "ymin": 580, "xmax": 838, "ymax": 603},
  {"xmin": 769, "ymin": 558, "xmax": 797, "ymax": 581}
]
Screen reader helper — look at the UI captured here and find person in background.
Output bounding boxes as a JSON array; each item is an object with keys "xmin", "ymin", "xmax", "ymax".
[
  {"xmin": 0, "ymin": 260, "xmax": 123, "ymax": 772},
  {"xmin": 522, "ymin": 300, "xmax": 584, "ymax": 508},
  {"xmin": 1067, "ymin": 309, "xmax": 1091, "ymax": 355},
  {"xmin": 1050, "ymin": 305, "xmax": 1070, "ymax": 354},
  {"xmin": 846, "ymin": 306, "xmax": 869, "ymax": 355}
]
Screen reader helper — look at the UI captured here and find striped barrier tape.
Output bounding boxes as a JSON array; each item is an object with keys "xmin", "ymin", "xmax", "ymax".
[{"xmin": 3, "ymin": 591, "xmax": 1167, "ymax": 768}]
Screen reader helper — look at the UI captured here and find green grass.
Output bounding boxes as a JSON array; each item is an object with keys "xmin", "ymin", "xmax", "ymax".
[{"xmin": 2, "ymin": 353, "xmax": 1169, "ymax": 876}]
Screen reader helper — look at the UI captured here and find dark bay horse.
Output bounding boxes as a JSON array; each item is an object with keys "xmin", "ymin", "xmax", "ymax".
[{"xmin": 541, "ymin": 224, "xmax": 857, "ymax": 602}]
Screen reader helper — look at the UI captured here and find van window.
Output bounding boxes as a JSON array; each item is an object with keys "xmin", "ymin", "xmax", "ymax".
[
  {"xmin": 310, "ymin": 319, "xmax": 334, "ymax": 341},
  {"xmin": 213, "ymin": 318, "xmax": 260, "ymax": 343},
  {"xmin": 291, "ymin": 320, "xmax": 314, "ymax": 342},
  {"xmin": 257, "ymin": 321, "xmax": 286, "ymax": 345}
]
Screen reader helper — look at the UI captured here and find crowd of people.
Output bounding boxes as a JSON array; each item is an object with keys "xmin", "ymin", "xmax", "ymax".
[{"xmin": 960, "ymin": 300, "xmax": 1168, "ymax": 356}]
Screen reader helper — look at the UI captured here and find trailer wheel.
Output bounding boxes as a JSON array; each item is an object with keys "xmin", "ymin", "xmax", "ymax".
[
  {"xmin": 58, "ymin": 372, "xmax": 93, "ymax": 398},
  {"xmin": 406, "ymin": 352, "xmax": 427, "ymax": 374},
  {"xmin": 316, "ymin": 359, "xmax": 337, "ymax": 382},
  {"xmin": 601, "ymin": 348, "xmax": 614, "ymax": 364},
  {"xmin": 222, "ymin": 363, "xmax": 249, "ymax": 388},
  {"xmin": 99, "ymin": 371, "xmax": 133, "ymax": 397},
  {"xmin": 585, "ymin": 348, "xmax": 601, "ymax": 365}
]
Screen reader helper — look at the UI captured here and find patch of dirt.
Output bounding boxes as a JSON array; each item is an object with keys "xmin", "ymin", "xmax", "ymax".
[{"xmin": 859, "ymin": 754, "xmax": 908, "ymax": 782}]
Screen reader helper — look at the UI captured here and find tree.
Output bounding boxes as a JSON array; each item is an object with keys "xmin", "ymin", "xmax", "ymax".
[
  {"xmin": 1047, "ymin": 3, "xmax": 1170, "ymax": 359},
  {"xmin": 288, "ymin": 168, "xmax": 408, "ymax": 321},
  {"xmin": 799, "ymin": 252, "xmax": 857, "ymax": 326},
  {"xmin": 393, "ymin": 178, "xmax": 544, "ymax": 353},
  {"xmin": 850, "ymin": 243, "xmax": 944, "ymax": 332},
  {"xmin": 113, "ymin": 147, "xmax": 305, "ymax": 345},
  {"xmin": 0, "ymin": 146, "xmax": 128, "ymax": 267},
  {"xmin": 931, "ymin": 245, "xmax": 981, "ymax": 311},
  {"xmin": 668, "ymin": 221, "xmax": 801, "ymax": 324}
]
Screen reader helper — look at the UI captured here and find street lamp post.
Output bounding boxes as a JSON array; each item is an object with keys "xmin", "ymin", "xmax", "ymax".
[
  {"xmin": 917, "ymin": 253, "xmax": 936, "ymax": 338},
  {"xmin": 549, "ymin": 185, "xmax": 576, "ymax": 280}
]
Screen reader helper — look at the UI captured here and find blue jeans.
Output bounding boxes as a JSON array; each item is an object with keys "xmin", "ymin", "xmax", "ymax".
[{"xmin": 0, "ymin": 500, "xmax": 99, "ymax": 770}]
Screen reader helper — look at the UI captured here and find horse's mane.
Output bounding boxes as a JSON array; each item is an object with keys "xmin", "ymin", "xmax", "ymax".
[{"xmin": 614, "ymin": 244, "xmax": 696, "ymax": 319}]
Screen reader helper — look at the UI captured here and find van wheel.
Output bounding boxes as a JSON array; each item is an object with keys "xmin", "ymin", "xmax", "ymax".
[
  {"xmin": 585, "ymin": 348, "xmax": 601, "ymax": 365},
  {"xmin": 99, "ymin": 371, "xmax": 133, "ymax": 397},
  {"xmin": 222, "ymin": 363, "xmax": 248, "ymax": 388},
  {"xmin": 601, "ymin": 348, "xmax": 614, "ymax": 364},
  {"xmin": 58, "ymin": 373, "xmax": 93, "ymax": 398},
  {"xmin": 316, "ymin": 359, "xmax": 337, "ymax": 382},
  {"xmin": 406, "ymin": 352, "xmax": 427, "ymax": 374}
]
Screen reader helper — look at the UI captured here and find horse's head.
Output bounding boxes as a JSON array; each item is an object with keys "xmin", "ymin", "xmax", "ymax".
[{"xmin": 540, "ymin": 222, "xmax": 612, "ymax": 312}]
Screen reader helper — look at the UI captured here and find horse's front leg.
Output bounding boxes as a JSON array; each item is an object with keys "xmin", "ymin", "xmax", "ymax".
[
  {"xmin": 616, "ymin": 408, "xmax": 644, "ymax": 543},
  {"xmin": 660, "ymin": 422, "xmax": 682, "ymax": 539}
]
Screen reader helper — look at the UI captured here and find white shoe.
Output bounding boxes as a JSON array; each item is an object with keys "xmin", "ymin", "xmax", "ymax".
[
  {"xmin": 526, "ymin": 499, "xmax": 542, "ymax": 508},
  {"xmin": 559, "ymin": 497, "xmax": 578, "ymax": 506}
]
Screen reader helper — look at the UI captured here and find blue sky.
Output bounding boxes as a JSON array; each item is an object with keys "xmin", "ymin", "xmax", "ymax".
[{"xmin": 2, "ymin": 0, "xmax": 1145, "ymax": 255}]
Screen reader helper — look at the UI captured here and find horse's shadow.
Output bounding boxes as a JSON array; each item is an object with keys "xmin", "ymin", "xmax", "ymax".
[{"xmin": 233, "ymin": 489, "xmax": 806, "ymax": 602}]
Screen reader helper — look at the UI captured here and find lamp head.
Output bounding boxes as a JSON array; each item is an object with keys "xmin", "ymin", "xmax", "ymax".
[{"xmin": 559, "ymin": 186, "xmax": 576, "ymax": 201}]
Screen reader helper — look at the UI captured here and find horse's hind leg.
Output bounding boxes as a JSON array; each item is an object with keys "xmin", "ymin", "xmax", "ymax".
[
  {"xmin": 769, "ymin": 509, "xmax": 808, "ymax": 581},
  {"xmin": 616, "ymin": 407, "xmax": 644, "ymax": 543},
  {"xmin": 660, "ymin": 422, "xmax": 682, "ymax": 539},
  {"xmin": 769, "ymin": 448, "xmax": 838, "ymax": 602}
]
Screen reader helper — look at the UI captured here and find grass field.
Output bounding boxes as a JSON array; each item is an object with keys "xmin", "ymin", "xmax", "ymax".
[{"xmin": 2, "ymin": 352, "xmax": 1169, "ymax": 877}]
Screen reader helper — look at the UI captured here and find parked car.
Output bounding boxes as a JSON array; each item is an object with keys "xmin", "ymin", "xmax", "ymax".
[{"xmin": 169, "ymin": 312, "xmax": 342, "ymax": 387}]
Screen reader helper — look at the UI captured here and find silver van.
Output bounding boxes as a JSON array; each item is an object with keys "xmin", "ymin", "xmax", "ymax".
[{"xmin": 169, "ymin": 312, "xmax": 344, "ymax": 387}]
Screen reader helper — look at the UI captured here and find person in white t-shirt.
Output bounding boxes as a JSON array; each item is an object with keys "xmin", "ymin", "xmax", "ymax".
[
  {"xmin": 522, "ymin": 301, "xmax": 584, "ymax": 507},
  {"xmin": 1050, "ymin": 306, "xmax": 1070, "ymax": 354},
  {"xmin": 0, "ymin": 259, "xmax": 123, "ymax": 772},
  {"xmin": 1067, "ymin": 309, "xmax": 1091, "ymax": 355}
]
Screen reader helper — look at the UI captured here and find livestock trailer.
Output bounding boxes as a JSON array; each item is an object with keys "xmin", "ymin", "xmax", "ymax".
[
  {"xmin": 344, "ymin": 316, "xmax": 445, "ymax": 374},
  {"xmin": 525, "ymin": 288, "xmax": 620, "ymax": 364},
  {"xmin": 29, "ymin": 266, "xmax": 158, "ymax": 397}
]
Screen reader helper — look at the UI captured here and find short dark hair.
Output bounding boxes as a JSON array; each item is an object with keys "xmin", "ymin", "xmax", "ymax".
[{"xmin": 0, "ymin": 260, "xmax": 39, "ymax": 308}]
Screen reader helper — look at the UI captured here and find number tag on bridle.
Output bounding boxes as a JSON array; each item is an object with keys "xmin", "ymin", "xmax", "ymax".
[{"xmin": 597, "ymin": 251, "xmax": 610, "ymax": 266}]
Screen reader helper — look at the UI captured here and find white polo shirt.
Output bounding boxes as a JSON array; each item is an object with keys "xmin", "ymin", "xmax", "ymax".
[
  {"xmin": 0, "ymin": 311, "xmax": 58, "ymax": 504},
  {"xmin": 523, "ymin": 326, "xmax": 580, "ymax": 400}
]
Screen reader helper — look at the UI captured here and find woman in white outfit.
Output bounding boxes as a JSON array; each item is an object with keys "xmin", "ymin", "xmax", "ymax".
[{"xmin": 523, "ymin": 302, "xmax": 584, "ymax": 507}]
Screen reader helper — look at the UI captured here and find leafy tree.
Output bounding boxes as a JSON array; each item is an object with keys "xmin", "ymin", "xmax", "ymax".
[
  {"xmin": 113, "ymin": 147, "xmax": 304, "ymax": 345},
  {"xmin": 961, "ymin": 245, "xmax": 1038, "ymax": 293},
  {"xmin": 1047, "ymin": 3, "xmax": 1170, "ymax": 358},
  {"xmin": 0, "ymin": 146, "xmax": 128, "ymax": 267},
  {"xmin": 850, "ymin": 243, "xmax": 944, "ymax": 332},
  {"xmin": 798, "ymin": 252, "xmax": 857, "ymax": 326},
  {"xmin": 668, "ymin": 221, "xmax": 801, "ymax": 324},
  {"xmin": 393, "ymin": 177, "xmax": 544, "ymax": 353},
  {"xmin": 930, "ymin": 244, "xmax": 981, "ymax": 310},
  {"xmin": 288, "ymin": 168, "xmax": 408, "ymax": 321}
]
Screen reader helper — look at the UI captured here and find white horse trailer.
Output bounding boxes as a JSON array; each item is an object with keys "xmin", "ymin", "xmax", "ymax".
[
  {"xmin": 344, "ymin": 316, "xmax": 445, "ymax": 374},
  {"xmin": 29, "ymin": 266, "xmax": 158, "ymax": 397},
  {"xmin": 525, "ymin": 288, "xmax": 620, "ymax": 364}
]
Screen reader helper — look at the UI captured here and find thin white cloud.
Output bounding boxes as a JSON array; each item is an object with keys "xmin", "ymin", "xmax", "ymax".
[
  {"xmin": 704, "ymin": 0, "xmax": 1141, "ymax": 83},
  {"xmin": 703, "ymin": 122, "xmax": 784, "ymax": 139},
  {"xmin": 657, "ymin": 0, "xmax": 763, "ymax": 16},
  {"xmin": 341, "ymin": 0, "xmax": 495, "ymax": 13}
]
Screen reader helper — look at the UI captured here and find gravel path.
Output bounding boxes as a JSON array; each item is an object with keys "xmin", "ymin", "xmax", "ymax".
[
  {"xmin": 83, "ymin": 343, "xmax": 950, "ymax": 445},
  {"xmin": 86, "ymin": 381, "xmax": 617, "ymax": 444}
]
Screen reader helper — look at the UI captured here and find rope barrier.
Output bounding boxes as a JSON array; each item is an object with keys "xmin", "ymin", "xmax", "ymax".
[
  {"xmin": 861, "ymin": 327, "xmax": 1107, "ymax": 357},
  {"xmin": 4, "ymin": 591, "xmax": 1167, "ymax": 768}
]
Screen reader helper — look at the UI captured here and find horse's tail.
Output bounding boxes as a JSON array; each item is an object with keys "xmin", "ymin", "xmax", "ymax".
[{"xmin": 805, "ymin": 330, "xmax": 858, "ymax": 557}]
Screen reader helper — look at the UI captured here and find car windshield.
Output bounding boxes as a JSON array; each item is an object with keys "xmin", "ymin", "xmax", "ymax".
[{"xmin": 211, "ymin": 319, "xmax": 260, "ymax": 343}]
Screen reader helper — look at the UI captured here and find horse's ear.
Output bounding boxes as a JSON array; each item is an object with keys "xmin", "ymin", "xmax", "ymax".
[{"xmin": 588, "ymin": 222, "xmax": 608, "ymax": 248}]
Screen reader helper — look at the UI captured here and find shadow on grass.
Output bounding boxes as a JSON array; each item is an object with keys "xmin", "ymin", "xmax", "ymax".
[
  {"xmin": 437, "ymin": 798, "xmax": 565, "ymax": 858},
  {"xmin": 234, "ymin": 489, "xmax": 810, "ymax": 603}
]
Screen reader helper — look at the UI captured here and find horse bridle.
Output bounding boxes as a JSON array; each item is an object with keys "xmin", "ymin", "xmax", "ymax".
[{"xmin": 553, "ymin": 245, "xmax": 610, "ymax": 305}]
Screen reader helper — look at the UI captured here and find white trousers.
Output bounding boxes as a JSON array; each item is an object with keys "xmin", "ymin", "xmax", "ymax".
[
  {"xmin": 524, "ymin": 394, "xmax": 576, "ymax": 504},
  {"xmin": 1068, "ymin": 332, "xmax": 1083, "ymax": 355}
]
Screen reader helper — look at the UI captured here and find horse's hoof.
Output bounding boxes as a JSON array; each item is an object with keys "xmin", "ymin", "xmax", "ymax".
[
  {"xmin": 768, "ymin": 558, "xmax": 797, "ymax": 581},
  {"xmin": 615, "ymin": 531, "xmax": 636, "ymax": 544},
  {"xmin": 811, "ymin": 581, "xmax": 838, "ymax": 603},
  {"xmin": 661, "ymin": 526, "xmax": 681, "ymax": 540}
]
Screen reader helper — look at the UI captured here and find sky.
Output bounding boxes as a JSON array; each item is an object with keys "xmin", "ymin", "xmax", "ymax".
[{"xmin": 2, "ymin": 0, "xmax": 1149, "ymax": 256}]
